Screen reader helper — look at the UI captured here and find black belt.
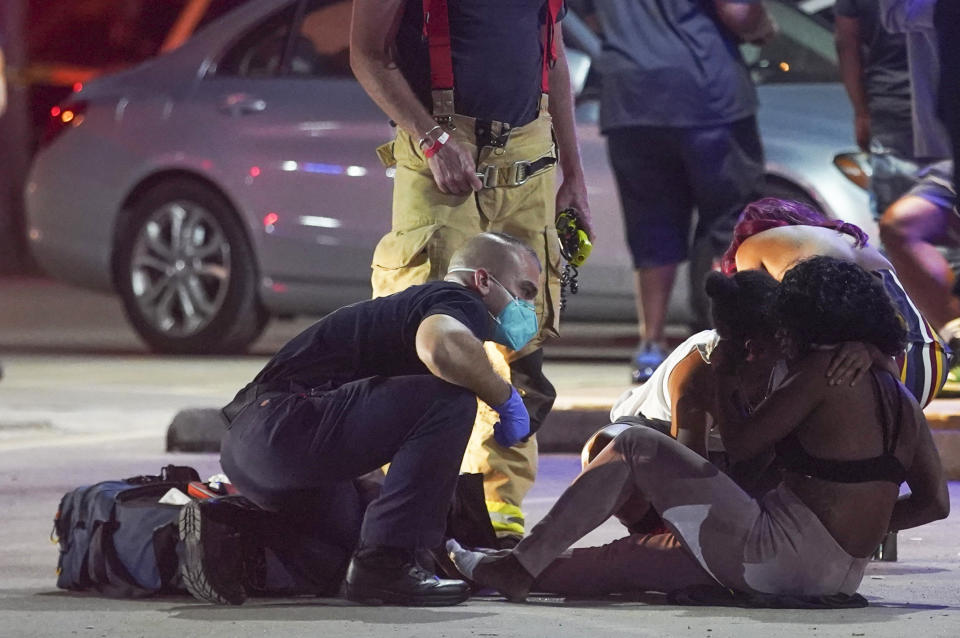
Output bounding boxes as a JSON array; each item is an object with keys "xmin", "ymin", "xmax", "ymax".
[
  {"xmin": 474, "ymin": 154, "xmax": 557, "ymax": 189},
  {"xmin": 222, "ymin": 379, "xmax": 333, "ymax": 423}
]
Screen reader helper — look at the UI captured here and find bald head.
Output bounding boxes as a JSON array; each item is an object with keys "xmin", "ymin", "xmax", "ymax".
[{"xmin": 447, "ymin": 232, "xmax": 541, "ymax": 278}]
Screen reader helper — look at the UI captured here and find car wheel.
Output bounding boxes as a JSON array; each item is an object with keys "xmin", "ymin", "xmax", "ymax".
[{"xmin": 116, "ymin": 179, "xmax": 267, "ymax": 354}]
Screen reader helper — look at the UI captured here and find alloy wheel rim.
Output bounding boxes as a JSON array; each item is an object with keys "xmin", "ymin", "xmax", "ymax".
[{"xmin": 129, "ymin": 201, "xmax": 231, "ymax": 337}]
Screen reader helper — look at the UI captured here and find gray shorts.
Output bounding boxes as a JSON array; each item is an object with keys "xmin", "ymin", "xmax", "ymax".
[{"xmin": 907, "ymin": 159, "xmax": 956, "ymax": 212}]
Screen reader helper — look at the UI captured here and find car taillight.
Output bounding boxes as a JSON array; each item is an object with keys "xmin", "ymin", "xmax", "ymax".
[{"xmin": 38, "ymin": 100, "xmax": 88, "ymax": 150}]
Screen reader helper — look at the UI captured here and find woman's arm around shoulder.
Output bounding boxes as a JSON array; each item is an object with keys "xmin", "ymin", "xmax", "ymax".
[{"xmin": 715, "ymin": 350, "xmax": 829, "ymax": 462}]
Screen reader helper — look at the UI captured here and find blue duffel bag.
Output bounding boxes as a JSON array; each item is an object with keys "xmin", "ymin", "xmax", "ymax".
[{"xmin": 53, "ymin": 465, "xmax": 200, "ymax": 597}]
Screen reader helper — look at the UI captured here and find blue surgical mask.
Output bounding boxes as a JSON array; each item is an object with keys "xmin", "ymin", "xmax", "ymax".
[{"xmin": 449, "ymin": 268, "xmax": 539, "ymax": 350}]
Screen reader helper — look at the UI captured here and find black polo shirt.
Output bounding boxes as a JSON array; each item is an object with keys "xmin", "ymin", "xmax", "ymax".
[
  {"xmin": 249, "ymin": 282, "xmax": 490, "ymax": 391},
  {"xmin": 395, "ymin": 0, "xmax": 564, "ymax": 127}
]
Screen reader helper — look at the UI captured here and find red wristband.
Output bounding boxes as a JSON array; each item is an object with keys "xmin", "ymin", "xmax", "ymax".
[{"xmin": 423, "ymin": 131, "xmax": 450, "ymax": 159}]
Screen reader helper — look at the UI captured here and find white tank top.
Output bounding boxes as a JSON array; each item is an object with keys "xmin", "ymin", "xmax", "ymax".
[{"xmin": 611, "ymin": 330, "xmax": 719, "ymax": 422}]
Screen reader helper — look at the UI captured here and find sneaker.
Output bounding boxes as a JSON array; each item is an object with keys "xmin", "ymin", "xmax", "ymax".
[
  {"xmin": 178, "ymin": 495, "xmax": 265, "ymax": 605},
  {"xmin": 345, "ymin": 546, "xmax": 470, "ymax": 606},
  {"xmin": 631, "ymin": 343, "xmax": 667, "ymax": 384}
]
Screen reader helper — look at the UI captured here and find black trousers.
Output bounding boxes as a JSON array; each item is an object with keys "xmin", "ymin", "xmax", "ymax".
[{"xmin": 220, "ymin": 375, "xmax": 477, "ymax": 550}]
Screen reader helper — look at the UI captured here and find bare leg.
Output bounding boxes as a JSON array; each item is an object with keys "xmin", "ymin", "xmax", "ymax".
[
  {"xmin": 636, "ymin": 265, "xmax": 678, "ymax": 345},
  {"xmin": 880, "ymin": 196, "xmax": 960, "ymax": 330}
]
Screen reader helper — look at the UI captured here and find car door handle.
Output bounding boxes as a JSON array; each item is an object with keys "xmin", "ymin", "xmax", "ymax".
[{"xmin": 218, "ymin": 93, "xmax": 267, "ymax": 116}]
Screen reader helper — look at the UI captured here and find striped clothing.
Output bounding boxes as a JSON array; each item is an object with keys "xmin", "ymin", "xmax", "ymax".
[{"xmin": 877, "ymin": 269, "xmax": 950, "ymax": 407}]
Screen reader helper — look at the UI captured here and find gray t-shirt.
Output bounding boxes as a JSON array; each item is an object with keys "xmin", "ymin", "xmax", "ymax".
[
  {"xmin": 834, "ymin": 0, "xmax": 913, "ymax": 155},
  {"xmin": 578, "ymin": 0, "xmax": 758, "ymax": 131}
]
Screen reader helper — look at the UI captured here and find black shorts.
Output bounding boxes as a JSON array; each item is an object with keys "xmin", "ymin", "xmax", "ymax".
[{"xmin": 607, "ymin": 117, "xmax": 765, "ymax": 268}]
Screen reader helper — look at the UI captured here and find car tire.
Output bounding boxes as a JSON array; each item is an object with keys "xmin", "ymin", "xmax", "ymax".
[{"xmin": 116, "ymin": 178, "xmax": 267, "ymax": 354}]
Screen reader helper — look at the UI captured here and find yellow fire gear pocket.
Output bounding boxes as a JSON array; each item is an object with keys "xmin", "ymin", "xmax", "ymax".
[
  {"xmin": 376, "ymin": 141, "xmax": 397, "ymax": 168},
  {"xmin": 371, "ymin": 223, "xmax": 474, "ymax": 298},
  {"xmin": 392, "ymin": 128, "xmax": 428, "ymax": 171}
]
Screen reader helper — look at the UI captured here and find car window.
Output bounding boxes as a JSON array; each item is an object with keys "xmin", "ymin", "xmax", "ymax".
[
  {"xmin": 741, "ymin": 1, "xmax": 838, "ymax": 84},
  {"xmin": 218, "ymin": 5, "xmax": 297, "ymax": 77},
  {"xmin": 27, "ymin": 0, "xmax": 250, "ymax": 68},
  {"xmin": 196, "ymin": 0, "xmax": 252, "ymax": 30},
  {"xmin": 287, "ymin": 0, "xmax": 353, "ymax": 78}
]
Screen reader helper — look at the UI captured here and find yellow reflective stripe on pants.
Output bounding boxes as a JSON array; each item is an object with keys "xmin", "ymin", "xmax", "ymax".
[{"xmin": 486, "ymin": 500, "xmax": 526, "ymax": 536}]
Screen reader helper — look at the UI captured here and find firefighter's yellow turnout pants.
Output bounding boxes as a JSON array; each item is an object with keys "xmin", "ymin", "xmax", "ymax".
[{"xmin": 372, "ymin": 109, "xmax": 562, "ymax": 538}]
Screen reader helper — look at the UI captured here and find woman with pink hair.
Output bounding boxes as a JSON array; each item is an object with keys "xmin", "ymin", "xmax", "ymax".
[{"xmin": 721, "ymin": 197, "xmax": 948, "ymax": 407}]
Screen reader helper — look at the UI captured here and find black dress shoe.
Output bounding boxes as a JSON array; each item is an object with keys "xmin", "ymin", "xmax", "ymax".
[
  {"xmin": 179, "ymin": 495, "xmax": 267, "ymax": 605},
  {"xmin": 345, "ymin": 546, "xmax": 470, "ymax": 606}
]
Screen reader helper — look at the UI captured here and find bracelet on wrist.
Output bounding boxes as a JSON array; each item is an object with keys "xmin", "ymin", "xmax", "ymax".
[
  {"xmin": 418, "ymin": 124, "xmax": 443, "ymax": 149},
  {"xmin": 422, "ymin": 131, "xmax": 450, "ymax": 159}
]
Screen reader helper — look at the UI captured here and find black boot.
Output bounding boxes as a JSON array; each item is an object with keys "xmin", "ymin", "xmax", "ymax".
[
  {"xmin": 345, "ymin": 546, "xmax": 470, "ymax": 606},
  {"xmin": 179, "ymin": 495, "xmax": 268, "ymax": 605}
]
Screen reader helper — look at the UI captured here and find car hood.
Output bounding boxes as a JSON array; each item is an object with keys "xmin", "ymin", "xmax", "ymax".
[{"xmin": 756, "ymin": 82, "xmax": 855, "ymax": 147}]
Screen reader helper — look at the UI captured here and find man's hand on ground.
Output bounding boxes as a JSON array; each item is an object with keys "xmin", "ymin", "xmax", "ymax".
[
  {"xmin": 492, "ymin": 387, "xmax": 531, "ymax": 447},
  {"xmin": 427, "ymin": 137, "xmax": 483, "ymax": 195},
  {"xmin": 556, "ymin": 178, "xmax": 595, "ymax": 240}
]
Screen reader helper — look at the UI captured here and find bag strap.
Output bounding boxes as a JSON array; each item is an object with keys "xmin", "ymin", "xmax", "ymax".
[
  {"xmin": 152, "ymin": 524, "xmax": 181, "ymax": 591},
  {"xmin": 87, "ymin": 521, "xmax": 113, "ymax": 588},
  {"xmin": 123, "ymin": 465, "xmax": 200, "ymax": 486},
  {"xmin": 161, "ymin": 464, "xmax": 201, "ymax": 484},
  {"xmin": 89, "ymin": 520, "xmax": 154, "ymax": 598}
]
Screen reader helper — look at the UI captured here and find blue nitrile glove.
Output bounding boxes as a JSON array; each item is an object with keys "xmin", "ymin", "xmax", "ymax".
[{"xmin": 492, "ymin": 386, "xmax": 530, "ymax": 447}]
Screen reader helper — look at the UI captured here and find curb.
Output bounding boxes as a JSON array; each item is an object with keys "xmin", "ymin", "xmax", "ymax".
[
  {"xmin": 163, "ymin": 406, "xmax": 616, "ymax": 456},
  {"xmin": 166, "ymin": 408, "xmax": 227, "ymax": 453},
  {"xmin": 165, "ymin": 404, "xmax": 960, "ymax": 480}
]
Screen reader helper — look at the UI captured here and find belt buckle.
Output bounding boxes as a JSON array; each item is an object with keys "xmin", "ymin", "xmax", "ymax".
[
  {"xmin": 512, "ymin": 160, "xmax": 532, "ymax": 186},
  {"xmin": 476, "ymin": 165, "xmax": 498, "ymax": 189},
  {"xmin": 435, "ymin": 115, "xmax": 457, "ymax": 131}
]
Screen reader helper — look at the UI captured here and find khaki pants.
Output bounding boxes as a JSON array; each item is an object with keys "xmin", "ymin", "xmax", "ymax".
[{"xmin": 371, "ymin": 111, "xmax": 562, "ymax": 537}]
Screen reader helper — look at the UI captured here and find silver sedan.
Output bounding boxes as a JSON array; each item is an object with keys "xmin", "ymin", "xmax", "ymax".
[{"xmin": 26, "ymin": 0, "xmax": 870, "ymax": 353}]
